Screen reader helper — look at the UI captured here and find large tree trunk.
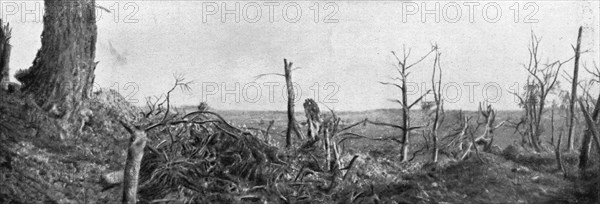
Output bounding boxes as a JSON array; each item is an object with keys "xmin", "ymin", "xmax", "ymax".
[
  {"xmin": 567, "ymin": 26, "xmax": 583, "ymax": 152},
  {"xmin": 17, "ymin": 0, "xmax": 97, "ymax": 117}
]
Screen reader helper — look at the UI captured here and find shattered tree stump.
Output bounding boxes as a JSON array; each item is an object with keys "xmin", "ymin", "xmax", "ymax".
[
  {"xmin": 284, "ymin": 59, "xmax": 303, "ymax": 147},
  {"xmin": 303, "ymin": 98, "xmax": 321, "ymax": 141},
  {"xmin": 475, "ymin": 103, "xmax": 504, "ymax": 153}
]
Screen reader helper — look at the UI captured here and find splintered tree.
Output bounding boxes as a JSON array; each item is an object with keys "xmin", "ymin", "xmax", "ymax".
[
  {"xmin": 578, "ymin": 63, "xmax": 600, "ymax": 173},
  {"xmin": 429, "ymin": 48, "xmax": 444, "ymax": 163},
  {"xmin": 254, "ymin": 59, "xmax": 303, "ymax": 147},
  {"xmin": 511, "ymin": 32, "xmax": 574, "ymax": 152},
  {"xmin": 580, "ymin": 98, "xmax": 600, "ymax": 200},
  {"xmin": 566, "ymin": 26, "xmax": 583, "ymax": 152},
  {"xmin": 16, "ymin": 0, "xmax": 97, "ymax": 118},
  {"xmin": 474, "ymin": 103, "xmax": 505, "ymax": 153},
  {"xmin": 283, "ymin": 59, "xmax": 303, "ymax": 147},
  {"xmin": 381, "ymin": 44, "xmax": 436, "ymax": 162},
  {"xmin": 304, "ymin": 98, "xmax": 321, "ymax": 141}
]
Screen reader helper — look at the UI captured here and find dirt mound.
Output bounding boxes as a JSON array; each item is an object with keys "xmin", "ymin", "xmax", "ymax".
[
  {"xmin": 0, "ymin": 89, "xmax": 144, "ymax": 203},
  {"xmin": 88, "ymin": 88, "xmax": 141, "ymax": 122}
]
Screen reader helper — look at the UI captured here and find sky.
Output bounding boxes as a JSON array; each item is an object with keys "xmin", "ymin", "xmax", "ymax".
[{"xmin": 2, "ymin": 0, "xmax": 599, "ymax": 111}]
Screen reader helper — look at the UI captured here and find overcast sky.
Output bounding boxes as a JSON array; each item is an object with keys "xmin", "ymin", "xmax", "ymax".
[{"xmin": 2, "ymin": 1, "xmax": 599, "ymax": 111}]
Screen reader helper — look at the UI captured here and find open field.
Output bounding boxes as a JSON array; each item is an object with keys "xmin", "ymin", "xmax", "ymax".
[{"xmin": 194, "ymin": 108, "xmax": 584, "ymax": 154}]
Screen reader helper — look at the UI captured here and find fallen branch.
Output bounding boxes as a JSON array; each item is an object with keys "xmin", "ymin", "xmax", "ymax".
[{"xmin": 342, "ymin": 155, "xmax": 359, "ymax": 180}]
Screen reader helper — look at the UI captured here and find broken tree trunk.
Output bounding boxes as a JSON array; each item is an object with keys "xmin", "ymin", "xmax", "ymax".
[
  {"xmin": 567, "ymin": 26, "xmax": 583, "ymax": 152},
  {"xmin": 284, "ymin": 59, "xmax": 303, "ymax": 147},
  {"xmin": 331, "ymin": 137, "xmax": 341, "ymax": 171},
  {"xmin": 579, "ymin": 98, "xmax": 600, "ymax": 201},
  {"xmin": 580, "ymin": 100, "xmax": 600, "ymax": 201},
  {"xmin": 322, "ymin": 116, "xmax": 342, "ymax": 172},
  {"xmin": 555, "ymin": 130, "xmax": 566, "ymax": 177},
  {"xmin": 580, "ymin": 100, "xmax": 600, "ymax": 158},
  {"xmin": 579, "ymin": 91, "xmax": 600, "ymax": 171},
  {"xmin": 16, "ymin": 0, "xmax": 97, "ymax": 119},
  {"xmin": 264, "ymin": 120, "xmax": 274, "ymax": 145},
  {"xmin": 119, "ymin": 122, "xmax": 148, "ymax": 204},
  {"xmin": 551, "ymin": 103, "xmax": 555, "ymax": 146},
  {"xmin": 323, "ymin": 123, "xmax": 331, "ymax": 171},
  {"xmin": 475, "ymin": 104, "xmax": 504, "ymax": 153},
  {"xmin": 303, "ymin": 98, "xmax": 321, "ymax": 141},
  {"xmin": 430, "ymin": 50, "xmax": 443, "ymax": 163}
]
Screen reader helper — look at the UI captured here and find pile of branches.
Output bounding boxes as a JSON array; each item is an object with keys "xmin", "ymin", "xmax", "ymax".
[
  {"xmin": 134, "ymin": 110, "xmax": 287, "ymax": 203},
  {"xmin": 109, "ymin": 77, "xmax": 362, "ymax": 203}
]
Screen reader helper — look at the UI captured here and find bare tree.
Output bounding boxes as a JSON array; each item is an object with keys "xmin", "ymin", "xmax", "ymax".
[
  {"xmin": 474, "ymin": 103, "xmax": 505, "ymax": 153},
  {"xmin": 555, "ymin": 128, "xmax": 566, "ymax": 177},
  {"xmin": 254, "ymin": 59, "xmax": 304, "ymax": 147},
  {"xmin": 580, "ymin": 99, "xmax": 600, "ymax": 201},
  {"xmin": 566, "ymin": 26, "xmax": 583, "ymax": 152},
  {"xmin": 511, "ymin": 31, "xmax": 575, "ymax": 152},
  {"xmin": 429, "ymin": 48, "xmax": 444, "ymax": 163},
  {"xmin": 579, "ymin": 63, "xmax": 600, "ymax": 172},
  {"xmin": 381, "ymin": 44, "xmax": 436, "ymax": 162},
  {"xmin": 283, "ymin": 59, "xmax": 304, "ymax": 147},
  {"xmin": 579, "ymin": 99, "xmax": 600, "ymax": 159}
]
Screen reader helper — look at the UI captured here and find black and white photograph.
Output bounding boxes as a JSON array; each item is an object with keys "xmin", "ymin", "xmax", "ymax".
[{"xmin": 0, "ymin": 0, "xmax": 599, "ymax": 203}]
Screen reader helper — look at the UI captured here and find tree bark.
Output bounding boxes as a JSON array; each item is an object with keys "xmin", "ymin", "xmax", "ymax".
[
  {"xmin": 17, "ymin": 0, "xmax": 97, "ymax": 116},
  {"xmin": 567, "ymin": 26, "xmax": 583, "ymax": 152}
]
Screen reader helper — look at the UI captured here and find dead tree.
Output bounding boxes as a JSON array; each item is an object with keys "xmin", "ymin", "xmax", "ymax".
[
  {"xmin": 322, "ymin": 115, "xmax": 340, "ymax": 171},
  {"xmin": 0, "ymin": 19, "xmax": 11, "ymax": 87},
  {"xmin": 254, "ymin": 59, "xmax": 303, "ymax": 147},
  {"xmin": 555, "ymin": 129, "xmax": 566, "ymax": 177},
  {"xmin": 579, "ymin": 63, "xmax": 600, "ymax": 171},
  {"xmin": 579, "ymin": 100, "xmax": 600, "ymax": 159},
  {"xmin": 550, "ymin": 101, "xmax": 556, "ymax": 146},
  {"xmin": 303, "ymin": 98, "xmax": 321, "ymax": 141},
  {"xmin": 283, "ymin": 59, "xmax": 304, "ymax": 147},
  {"xmin": 16, "ymin": 0, "xmax": 97, "ymax": 119},
  {"xmin": 474, "ymin": 103, "xmax": 505, "ymax": 153},
  {"xmin": 567, "ymin": 26, "xmax": 583, "ymax": 152},
  {"xmin": 119, "ymin": 121, "xmax": 148, "ymax": 204},
  {"xmin": 511, "ymin": 31, "xmax": 575, "ymax": 152},
  {"xmin": 429, "ymin": 49, "xmax": 444, "ymax": 163},
  {"xmin": 458, "ymin": 116, "xmax": 483, "ymax": 162},
  {"xmin": 580, "ymin": 98, "xmax": 600, "ymax": 200},
  {"xmin": 448, "ymin": 111, "xmax": 469, "ymax": 155},
  {"xmin": 264, "ymin": 120, "xmax": 274, "ymax": 144},
  {"xmin": 382, "ymin": 44, "xmax": 437, "ymax": 162}
]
